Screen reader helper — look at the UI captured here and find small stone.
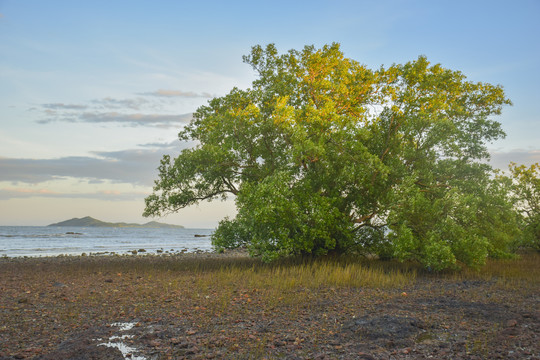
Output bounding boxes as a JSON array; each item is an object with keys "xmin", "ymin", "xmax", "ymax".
[
  {"xmin": 149, "ymin": 340, "xmax": 161, "ymax": 347},
  {"xmin": 506, "ymin": 319, "xmax": 518, "ymax": 327},
  {"xmin": 358, "ymin": 353, "xmax": 376, "ymax": 360},
  {"xmin": 274, "ymin": 340, "xmax": 286, "ymax": 347},
  {"xmin": 402, "ymin": 347, "xmax": 412, "ymax": 354}
]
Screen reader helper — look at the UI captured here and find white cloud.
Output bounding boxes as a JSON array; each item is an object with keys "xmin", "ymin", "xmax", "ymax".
[
  {"xmin": 140, "ymin": 89, "xmax": 213, "ymax": 98},
  {"xmin": 488, "ymin": 149, "xmax": 540, "ymax": 170},
  {"xmin": 0, "ymin": 187, "xmax": 147, "ymax": 201}
]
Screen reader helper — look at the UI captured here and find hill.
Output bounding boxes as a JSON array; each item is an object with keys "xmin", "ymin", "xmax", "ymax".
[{"xmin": 47, "ymin": 216, "xmax": 184, "ymax": 229}]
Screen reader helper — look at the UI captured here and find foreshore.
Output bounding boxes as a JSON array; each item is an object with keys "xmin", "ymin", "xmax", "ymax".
[
  {"xmin": 0, "ymin": 247, "xmax": 248, "ymax": 263},
  {"xmin": 1, "ymin": 252, "xmax": 538, "ymax": 359}
]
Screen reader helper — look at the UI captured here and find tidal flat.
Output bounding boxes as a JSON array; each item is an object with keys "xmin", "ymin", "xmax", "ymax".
[{"xmin": 0, "ymin": 251, "xmax": 538, "ymax": 359}]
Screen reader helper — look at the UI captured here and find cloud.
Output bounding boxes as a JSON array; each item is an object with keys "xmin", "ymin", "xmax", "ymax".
[
  {"xmin": 37, "ymin": 111, "xmax": 193, "ymax": 127},
  {"xmin": 0, "ymin": 187, "xmax": 147, "ymax": 201},
  {"xmin": 138, "ymin": 140, "xmax": 179, "ymax": 148},
  {"xmin": 35, "ymin": 93, "xmax": 197, "ymax": 127},
  {"xmin": 140, "ymin": 89, "xmax": 213, "ymax": 98},
  {"xmin": 0, "ymin": 140, "xmax": 190, "ymax": 186},
  {"xmin": 42, "ymin": 103, "xmax": 89, "ymax": 110},
  {"xmin": 42, "ymin": 98, "xmax": 152, "ymax": 111},
  {"xmin": 136, "ymin": 140, "xmax": 198, "ymax": 150},
  {"xmin": 79, "ymin": 112, "xmax": 193, "ymax": 127},
  {"xmin": 91, "ymin": 97, "xmax": 150, "ymax": 110},
  {"xmin": 488, "ymin": 149, "xmax": 540, "ymax": 170}
]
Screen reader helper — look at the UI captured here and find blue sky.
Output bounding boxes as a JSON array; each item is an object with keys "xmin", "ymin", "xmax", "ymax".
[{"xmin": 1, "ymin": 0, "xmax": 539, "ymax": 226}]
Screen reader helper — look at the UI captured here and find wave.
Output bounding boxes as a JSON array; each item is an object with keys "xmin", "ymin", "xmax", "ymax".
[
  {"xmin": 0, "ymin": 233, "xmax": 84, "ymax": 239},
  {"xmin": 0, "ymin": 226, "xmax": 214, "ymax": 257}
]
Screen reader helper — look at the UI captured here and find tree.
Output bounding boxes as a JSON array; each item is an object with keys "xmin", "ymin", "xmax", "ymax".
[
  {"xmin": 144, "ymin": 43, "xmax": 515, "ymax": 269},
  {"xmin": 507, "ymin": 162, "xmax": 540, "ymax": 250}
]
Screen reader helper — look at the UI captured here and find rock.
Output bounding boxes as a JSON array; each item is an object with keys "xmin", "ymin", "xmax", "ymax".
[
  {"xmin": 357, "ymin": 353, "xmax": 377, "ymax": 360},
  {"xmin": 506, "ymin": 319, "xmax": 518, "ymax": 327},
  {"xmin": 344, "ymin": 315, "xmax": 422, "ymax": 340},
  {"xmin": 501, "ymin": 327, "xmax": 520, "ymax": 336},
  {"xmin": 148, "ymin": 340, "xmax": 161, "ymax": 347},
  {"xmin": 40, "ymin": 327, "xmax": 124, "ymax": 360}
]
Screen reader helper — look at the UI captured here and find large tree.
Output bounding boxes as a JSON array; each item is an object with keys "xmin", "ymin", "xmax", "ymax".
[{"xmin": 144, "ymin": 43, "xmax": 516, "ymax": 269}]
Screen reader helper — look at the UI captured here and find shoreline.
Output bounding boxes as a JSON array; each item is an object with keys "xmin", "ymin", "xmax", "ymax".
[{"xmin": 0, "ymin": 247, "xmax": 250, "ymax": 264}]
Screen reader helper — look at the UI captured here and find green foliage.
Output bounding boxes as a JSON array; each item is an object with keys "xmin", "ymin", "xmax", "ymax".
[
  {"xmin": 145, "ymin": 43, "xmax": 515, "ymax": 270},
  {"xmin": 507, "ymin": 163, "xmax": 540, "ymax": 250}
]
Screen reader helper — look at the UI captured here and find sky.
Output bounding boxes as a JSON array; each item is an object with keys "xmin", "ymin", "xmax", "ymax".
[{"xmin": 1, "ymin": 0, "xmax": 539, "ymax": 227}]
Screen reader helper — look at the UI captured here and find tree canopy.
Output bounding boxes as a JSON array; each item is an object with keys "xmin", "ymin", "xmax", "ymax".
[{"xmin": 144, "ymin": 43, "xmax": 518, "ymax": 270}]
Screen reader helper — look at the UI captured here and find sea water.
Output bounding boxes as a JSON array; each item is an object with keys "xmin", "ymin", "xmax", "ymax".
[{"xmin": 0, "ymin": 226, "xmax": 213, "ymax": 257}]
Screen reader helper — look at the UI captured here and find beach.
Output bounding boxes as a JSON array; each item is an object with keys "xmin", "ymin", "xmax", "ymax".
[{"xmin": 0, "ymin": 252, "xmax": 538, "ymax": 359}]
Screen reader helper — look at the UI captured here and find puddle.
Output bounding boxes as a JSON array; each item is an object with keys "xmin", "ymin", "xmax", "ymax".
[
  {"xmin": 112, "ymin": 322, "xmax": 136, "ymax": 331},
  {"xmin": 98, "ymin": 322, "xmax": 146, "ymax": 360}
]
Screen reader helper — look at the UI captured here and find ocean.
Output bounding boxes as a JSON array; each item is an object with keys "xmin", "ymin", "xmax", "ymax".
[{"xmin": 0, "ymin": 226, "xmax": 214, "ymax": 257}]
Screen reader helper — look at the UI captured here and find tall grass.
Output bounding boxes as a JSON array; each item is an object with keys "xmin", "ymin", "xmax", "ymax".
[
  {"xmin": 181, "ymin": 255, "xmax": 417, "ymax": 296},
  {"xmin": 454, "ymin": 251, "xmax": 540, "ymax": 290},
  {"xmin": 7, "ymin": 251, "xmax": 536, "ymax": 294}
]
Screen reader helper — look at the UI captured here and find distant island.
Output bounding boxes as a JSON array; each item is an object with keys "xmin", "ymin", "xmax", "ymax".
[{"xmin": 47, "ymin": 216, "xmax": 184, "ymax": 229}]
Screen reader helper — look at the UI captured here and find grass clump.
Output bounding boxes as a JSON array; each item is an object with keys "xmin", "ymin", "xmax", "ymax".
[{"xmin": 444, "ymin": 251, "xmax": 540, "ymax": 291}]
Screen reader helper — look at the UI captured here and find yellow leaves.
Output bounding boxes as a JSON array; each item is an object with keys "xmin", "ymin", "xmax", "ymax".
[
  {"xmin": 273, "ymin": 96, "xmax": 294, "ymax": 125},
  {"xmin": 509, "ymin": 162, "xmax": 540, "ymax": 181},
  {"xmin": 228, "ymin": 103, "xmax": 261, "ymax": 124}
]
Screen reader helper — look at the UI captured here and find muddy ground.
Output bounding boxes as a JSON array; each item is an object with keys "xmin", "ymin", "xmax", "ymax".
[{"xmin": 0, "ymin": 254, "xmax": 538, "ymax": 359}]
